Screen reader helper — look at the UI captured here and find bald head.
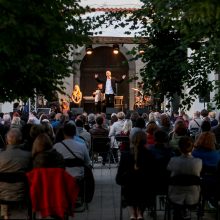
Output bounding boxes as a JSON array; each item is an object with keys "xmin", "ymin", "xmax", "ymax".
[
  {"xmin": 6, "ymin": 128, "xmax": 22, "ymax": 145},
  {"xmin": 106, "ymin": 71, "xmax": 111, "ymax": 79}
]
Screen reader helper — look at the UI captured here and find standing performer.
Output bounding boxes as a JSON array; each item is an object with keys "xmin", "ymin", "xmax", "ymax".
[
  {"xmin": 71, "ymin": 84, "xmax": 82, "ymax": 107},
  {"xmin": 93, "ymin": 83, "xmax": 105, "ymax": 113},
  {"xmin": 95, "ymin": 70, "xmax": 126, "ymax": 108}
]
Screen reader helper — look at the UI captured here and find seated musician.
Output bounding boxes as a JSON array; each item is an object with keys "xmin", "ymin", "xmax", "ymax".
[{"xmin": 60, "ymin": 98, "xmax": 69, "ymax": 113}]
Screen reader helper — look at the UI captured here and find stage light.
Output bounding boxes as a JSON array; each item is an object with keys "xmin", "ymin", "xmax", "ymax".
[
  {"xmin": 138, "ymin": 44, "xmax": 145, "ymax": 54},
  {"xmin": 139, "ymin": 49, "xmax": 144, "ymax": 54},
  {"xmin": 113, "ymin": 44, "xmax": 119, "ymax": 55},
  {"xmin": 86, "ymin": 45, "xmax": 93, "ymax": 55}
]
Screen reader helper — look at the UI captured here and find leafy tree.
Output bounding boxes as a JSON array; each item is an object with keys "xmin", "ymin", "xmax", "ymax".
[
  {"xmin": 104, "ymin": 0, "xmax": 220, "ymax": 109},
  {"xmin": 0, "ymin": 0, "xmax": 94, "ymax": 102}
]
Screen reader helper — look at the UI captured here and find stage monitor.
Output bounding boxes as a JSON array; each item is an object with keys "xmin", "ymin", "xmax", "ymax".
[
  {"xmin": 71, "ymin": 108, "xmax": 84, "ymax": 115},
  {"xmin": 106, "ymin": 107, "xmax": 120, "ymax": 119},
  {"xmin": 37, "ymin": 108, "xmax": 51, "ymax": 115}
]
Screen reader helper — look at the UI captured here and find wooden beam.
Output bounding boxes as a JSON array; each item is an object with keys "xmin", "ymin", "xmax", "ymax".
[{"xmin": 91, "ymin": 36, "xmax": 148, "ymax": 44}]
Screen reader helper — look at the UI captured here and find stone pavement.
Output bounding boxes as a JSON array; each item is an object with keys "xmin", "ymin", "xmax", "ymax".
[
  {"xmin": 9, "ymin": 163, "xmax": 216, "ymax": 220},
  {"xmin": 73, "ymin": 164, "xmax": 216, "ymax": 220}
]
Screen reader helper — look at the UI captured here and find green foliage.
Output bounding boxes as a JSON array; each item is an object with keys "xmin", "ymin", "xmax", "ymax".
[
  {"xmin": 103, "ymin": 0, "xmax": 220, "ymax": 109},
  {"xmin": 0, "ymin": 0, "xmax": 94, "ymax": 102}
]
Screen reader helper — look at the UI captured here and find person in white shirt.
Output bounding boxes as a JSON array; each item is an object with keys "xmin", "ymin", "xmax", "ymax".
[
  {"xmin": 95, "ymin": 70, "xmax": 126, "ymax": 108},
  {"xmin": 93, "ymin": 83, "xmax": 105, "ymax": 113}
]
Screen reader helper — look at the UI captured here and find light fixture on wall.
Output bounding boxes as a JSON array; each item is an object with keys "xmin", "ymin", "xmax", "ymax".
[
  {"xmin": 86, "ymin": 45, "xmax": 93, "ymax": 55},
  {"xmin": 138, "ymin": 44, "xmax": 145, "ymax": 54},
  {"xmin": 113, "ymin": 44, "xmax": 119, "ymax": 55}
]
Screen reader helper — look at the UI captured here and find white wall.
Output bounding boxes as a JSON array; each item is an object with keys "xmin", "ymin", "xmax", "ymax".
[{"xmin": 0, "ymin": 102, "xmax": 13, "ymax": 113}]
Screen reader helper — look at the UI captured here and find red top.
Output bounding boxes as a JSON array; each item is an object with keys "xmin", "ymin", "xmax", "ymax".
[{"xmin": 27, "ymin": 168, "xmax": 79, "ymax": 219}]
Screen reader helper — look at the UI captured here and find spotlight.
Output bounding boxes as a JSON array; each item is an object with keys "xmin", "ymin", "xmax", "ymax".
[
  {"xmin": 86, "ymin": 45, "xmax": 93, "ymax": 55},
  {"xmin": 139, "ymin": 45, "xmax": 145, "ymax": 54},
  {"xmin": 113, "ymin": 44, "xmax": 119, "ymax": 55},
  {"xmin": 139, "ymin": 49, "xmax": 144, "ymax": 54}
]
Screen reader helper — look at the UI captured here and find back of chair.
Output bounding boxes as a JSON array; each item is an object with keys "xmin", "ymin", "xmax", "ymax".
[
  {"xmin": 169, "ymin": 175, "xmax": 201, "ymax": 186},
  {"xmin": 0, "ymin": 172, "xmax": 32, "ymax": 218},
  {"xmin": 115, "ymin": 135, "xmax": 129, "ymax": 143},
  {"xmin": 0, "ymin": 172, "xmax": 29, "ymax": 202},
  {"xmin": 92, "ymin": 136, "xmax": 110, "ymax": 153},
  {"xmin": 115, "ymin": 135, "xmax": 130, "ymax": 152}
]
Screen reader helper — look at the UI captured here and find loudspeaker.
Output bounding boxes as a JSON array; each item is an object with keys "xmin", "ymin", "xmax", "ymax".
[
  {"xmin": 136, "ymin": 108, "xmax": 148, "ymax": 116},
  {"xmin": 37, "ymin": 108, "xmax": 51, "ymax": 115},
  {"xmin": 71, "ymin": 108, "xmax": 83, "ymax": 115},
  {"xmin": 106, "ymin": 107, "xmax": 120, "ymax": 115}
]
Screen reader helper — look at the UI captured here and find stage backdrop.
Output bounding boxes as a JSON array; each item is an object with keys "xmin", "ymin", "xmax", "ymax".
[{"xmin": 80, "ymin": 46, "xmax": 129, "ymax": 110}]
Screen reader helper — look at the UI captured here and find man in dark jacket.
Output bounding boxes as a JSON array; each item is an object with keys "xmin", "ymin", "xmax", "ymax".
[
  {"xmin": 95, "ymin": 71, "xmax": 126, "ymax": 107},
  {"xmin": 0, "ymin": 128, "xmax": 32, "ymax": 219}
]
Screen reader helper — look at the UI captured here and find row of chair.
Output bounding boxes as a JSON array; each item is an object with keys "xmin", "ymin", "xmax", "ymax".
[
  {"xmin": 0, "ymin": 162, "xmax": 93, "ymax": 219},
  {"xmin": 120, "ymin": 170, "xmax": 220, "ymax": 220},
  {"xmin": 90, "ymin": 135, "xmax": 130, "ymax": 168}
]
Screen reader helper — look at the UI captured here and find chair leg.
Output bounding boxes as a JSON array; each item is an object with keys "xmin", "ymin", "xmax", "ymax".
[
  {"xmin": 217, "ymin": 201, "xmax": 220, "ymax": 220},
  {"xmin": 120, "ymin": 199, "xmax": 123, "ymax": 220}
]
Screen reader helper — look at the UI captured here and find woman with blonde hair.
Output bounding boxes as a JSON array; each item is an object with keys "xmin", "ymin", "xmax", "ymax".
[
  {"xmin": 192, "ymin": 132, "xmax": 220, "ymax": 168},
  {"xmin": 116, "ymin": 131, "xmax": 153, "ymax": 220},
  {"xmin": 71, "ymin": 84, "xmax": 82, "ymax": 107}
]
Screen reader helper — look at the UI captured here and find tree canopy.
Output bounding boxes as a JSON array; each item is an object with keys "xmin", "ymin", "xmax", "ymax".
[
  {"xmin": 0, "ymin": 0, "xmax": 94, "ymax": 102},
  {"xmin": 104, "ymin": 0, "xmax": 220, "ymax": 109}
]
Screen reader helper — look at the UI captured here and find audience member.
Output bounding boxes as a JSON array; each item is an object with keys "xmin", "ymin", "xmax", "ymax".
[
  {"xmin": 53, "ymin": 122, "xmax": 90, "ymax": 179},
  {"xmin": 116, "ymin": 131, "xmax": 153, "ymax": 220},
  {"xmin": 209, "ymin": 111, "xmax": 218, "ymax": 127},
  {"xmin": 167, "ymin": 137, "xmax": 202, "ymax": 220},
  {"xmin": 146, "ymin": 121, "xmax": 159, "ymax": 147},
  {"xmin": 0, "ymin": 129, "xmax": 32, "ymax": 219},
  {"xmin": 32, "ymin": 133, "xmax": 64, "ymax": 168},
  {"xmin": 169, "ymin": 120, "xmax": 188, "ymax": 155},
  {"xmin": 75, "ymin": 119, "xmax": 91, "ymax": 151},
  {"xmin": 193, "ymin": 132, "xmax": 220, "ymax": 168}
]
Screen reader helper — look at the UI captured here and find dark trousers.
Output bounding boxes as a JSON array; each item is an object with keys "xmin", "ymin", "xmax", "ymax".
[
  {"xmin": 105, "ymin": 94, "xmax": 114, "ymax": 108},
  {"xmin": 95, "ymin": 101, "xmax": 102, "ymax": 113}
]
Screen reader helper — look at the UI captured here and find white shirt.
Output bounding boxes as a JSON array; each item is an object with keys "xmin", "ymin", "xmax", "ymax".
[
  {"xmin": 94, "ymin": 89, "xmax": 102, "ymax": 102},
  {"xmin": 105, "ymin": 79, "xmax": 114, "ymax": 94}
]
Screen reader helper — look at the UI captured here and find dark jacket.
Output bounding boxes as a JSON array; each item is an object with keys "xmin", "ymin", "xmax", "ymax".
[
  {"xmin": 116, "ymin": 150, "xmax": 154, "ymax": 207},
  {"xmin": 33, "ymin": 149, "xmax": 65, "ymax": 168},
  {"xmin": 89, "ymin": 125, "xmax": 109, "ymax": 137},
  {"xmin": 0, "ymin": 145, "xmax": 32, "ymax": 201},
  {"xmin": 95, "ymin": 77, "xmax": 124, "ymax": 94}
]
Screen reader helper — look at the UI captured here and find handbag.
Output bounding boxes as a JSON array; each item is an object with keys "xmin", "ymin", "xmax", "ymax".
[{"xmin": 61, "ymin": 141, "xmax": 95, "ymax": 203}]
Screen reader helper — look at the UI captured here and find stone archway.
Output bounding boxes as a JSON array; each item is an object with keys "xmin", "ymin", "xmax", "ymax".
[{"xmin": 80, "ymin": 46, "xmax": 129, "ymax": 108}]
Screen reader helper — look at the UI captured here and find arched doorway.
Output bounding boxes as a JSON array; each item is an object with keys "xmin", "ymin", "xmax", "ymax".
[{"xmin": 80, "ymin": 46, "xmax": 129, "ymax": 110}]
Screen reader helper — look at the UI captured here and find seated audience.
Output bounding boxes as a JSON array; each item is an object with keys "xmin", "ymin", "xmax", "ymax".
[
  {"xmin": 75, "ymin": 119, "xmax": 91, "ymax": 151},
  {"xmin": 118, "ymin": 119, "xmax": 132, "ymax": 152},
  {"xmin": 167, "ymin": 137, "xmax": 202, "ymax": 220},
  {"xmin": 193, "ymin": 132, "xmax": 220, "ymax": 168},
  {"xmin": 146, "ymin": 121, "xmax": 159, "ymax": 147},
  {"xmin": 0, "ymin": 128, "xmax": 32, "ymax": 219},
  {"xmin": 169, "ymin": 120, "xmax": 188, "ymax": 155},
  {"xmin": 109, "ymin": 112, "xmax": 126, "ymax": 162},
  {"xmin": 90, "ymin": 116, "xmax": 109, "ymax": 165},
  {"xmin": 53, "ymin": 122, "xmax": 90, "ymax": 179},
  {"xmin": 209, "ymin": 111, "xmax": 218, "ymax": 127},
  {"xmin": 149, "ymin": 130, "xmax": 174, "ymax": 194},
  {"xmin": 32, "ymin": 133, "xmax": 65, "ymax": 168},
  {"xmin": 160, "ymin": 113, "xmax": 173, "ymax": 135}
]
